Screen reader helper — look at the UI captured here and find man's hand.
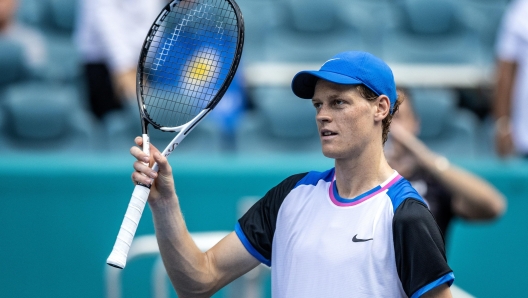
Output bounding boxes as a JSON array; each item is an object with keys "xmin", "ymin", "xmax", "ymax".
[{"xmin": 130, "ymin": 137, "xmax": 176, "ymax": 204}]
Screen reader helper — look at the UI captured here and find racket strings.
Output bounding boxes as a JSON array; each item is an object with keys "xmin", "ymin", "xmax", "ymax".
[{"xmin": 140, "ymin": 0, "xmax": 240, "ymax": 128}]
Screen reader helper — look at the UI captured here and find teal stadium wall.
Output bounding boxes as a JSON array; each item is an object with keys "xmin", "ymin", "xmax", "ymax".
[{"xmin": 0, "ymin": 154, "xmax": 526, "ymax": 298}]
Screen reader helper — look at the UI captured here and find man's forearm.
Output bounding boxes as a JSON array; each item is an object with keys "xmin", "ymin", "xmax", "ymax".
[
  {"xmin": 150, "ymin": 196, "xmax": 218, "ymax": 297},
  {"xmin": 415, "ymin": 146, "xmax": 506, "ymax": 219},
  {"xmin": 493, "ymin": 60, "xmax": 516, "ymax": 120},
  {"xmin": 406, "ymin": 137, "xmax": 506, "ymax": 219}
]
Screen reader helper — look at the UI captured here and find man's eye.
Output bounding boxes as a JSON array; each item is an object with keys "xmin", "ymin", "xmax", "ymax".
[
  {"xmin": 334, "ymin": 100, "xmax": 344, "ymax": 106},
  {"xmin": 313, "ymin": 102, "xmax": 321, "ymax": 108}
]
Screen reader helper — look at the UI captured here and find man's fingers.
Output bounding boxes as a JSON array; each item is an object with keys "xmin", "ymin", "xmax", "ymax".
[
  {"xmin": 131, "ymin": 171, "xmax": 154, "ymax": 186},
  {"xmin": 132, "ymin": 137, "xmax": 149, "ymax": 162},
  {"xmin": 149, "ymin": 141, "xmax": 162, "ymax": 156},
  {"xmin": 133, "ymin": 161, "xmax": 158, "ymax": 177},
  {"xmin": 153, "ymin": 152, "xmax": 172, "ymax": 175},
  {"xmin": 130, "ymin": 146, "xmax": 151, "ymax": 163},
  {"xmin": 132, "ymin": 160, "xmax": 158, "ymax": 186},
  {"xmin": 134, "ymin": 136, "xmax": 162, "ymax": 154}
]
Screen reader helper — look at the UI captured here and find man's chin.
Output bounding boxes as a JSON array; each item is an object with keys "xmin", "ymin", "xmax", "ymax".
[{"xmin": 321, "ymin": 148, "xmax": 344, "ymax": 160}]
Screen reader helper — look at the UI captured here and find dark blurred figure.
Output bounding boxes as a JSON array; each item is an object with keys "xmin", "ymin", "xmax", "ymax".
[
  {"xmin": 493, "ymin": 0, "xmax": 528, "ymax": 158},
  {"xmin": 0, "ymin": 0, "xmax": 46, "ymax": 71},
  {"xmin": 74, "ymin": 0, "xmax": 165, "ymax": 119},
  {"xmin": 386, "ymin": 90, "xmax": 506, "ymax": 237}
]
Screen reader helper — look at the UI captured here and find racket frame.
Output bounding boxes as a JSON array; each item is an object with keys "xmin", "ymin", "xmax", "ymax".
[{"xmin": 107, "ymin": 0, "xmax": 244, "ymax": 269}]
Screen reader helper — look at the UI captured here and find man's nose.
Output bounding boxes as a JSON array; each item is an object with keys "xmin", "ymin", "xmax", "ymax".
[{"xmin": 316, "ymin": 106, "xmax": 332, "ymax": 123}]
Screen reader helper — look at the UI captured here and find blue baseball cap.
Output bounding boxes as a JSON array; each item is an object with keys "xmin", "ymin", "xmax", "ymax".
[{"xmin": 291, "ymin": 51, "xmax": 397, "ymax": 113}]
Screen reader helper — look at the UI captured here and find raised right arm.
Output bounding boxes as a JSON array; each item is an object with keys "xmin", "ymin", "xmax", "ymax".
[{"xmin": 131, "ymin": 137, "xmax": 260, "ymax": 297}]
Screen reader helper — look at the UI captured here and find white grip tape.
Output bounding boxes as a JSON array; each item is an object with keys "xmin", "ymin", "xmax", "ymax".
[{"xmin": 107, "ymin": 184, "xmax": 151, "ymax": 269}]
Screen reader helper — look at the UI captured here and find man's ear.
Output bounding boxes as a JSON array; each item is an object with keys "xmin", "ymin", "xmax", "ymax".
[{"xmin": 374, "ymin": 95, "xmax": 390, "ymax": 121}]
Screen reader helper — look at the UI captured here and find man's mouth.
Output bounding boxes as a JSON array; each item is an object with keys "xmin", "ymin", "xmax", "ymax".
[{"xmin": 321, "ymin": 130, "xmax": 337, "ymax": 136}]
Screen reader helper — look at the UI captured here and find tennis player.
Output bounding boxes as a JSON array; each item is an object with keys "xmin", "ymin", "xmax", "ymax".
[{"xmin": 131, "ymin": 51, "xmax": 454, "ymax": 297}]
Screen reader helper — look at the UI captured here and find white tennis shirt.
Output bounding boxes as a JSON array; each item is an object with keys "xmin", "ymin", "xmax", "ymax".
[
  {"xmin": 496, "ymin": 0, "xmax": 528, "ymax": 154},
  {"xmin": 236, "ymin": 169, "xmax": 454, "ymax": 297},
  {"xmin": 75, "ymin": 0, "xmax": 165, "ymax": 73}
]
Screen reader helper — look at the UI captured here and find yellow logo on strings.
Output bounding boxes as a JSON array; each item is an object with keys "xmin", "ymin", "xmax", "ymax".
[{"xmin": 188, "ymin": 57, "xmax": 215, "ymax": 82}]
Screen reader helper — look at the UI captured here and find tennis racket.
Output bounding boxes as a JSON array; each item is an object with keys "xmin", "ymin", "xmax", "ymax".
[{"xmin": 107, "ymin": 0, "xmax": 244, "ymax": 269}]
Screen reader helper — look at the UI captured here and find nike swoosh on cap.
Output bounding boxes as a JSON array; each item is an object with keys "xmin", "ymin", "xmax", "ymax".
[{"xmin": 322, "ymin": 58, "xmax": 340, "ymax": 66}]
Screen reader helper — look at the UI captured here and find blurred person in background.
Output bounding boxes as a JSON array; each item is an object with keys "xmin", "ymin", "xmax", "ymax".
[
  {"xmin": 493, "ymin": 0, "xmax": 528, "ymax": 158},
  {"xmin": 386, "ymin": 89, "xmax": 506, "ymax": 238},
  {"xmin": 0, "ymin": 0, "xmax": 46, "ymax": 70},
  {"xmin": 75, "ymin": 0, "xmax": 165, "ymax": 120}
]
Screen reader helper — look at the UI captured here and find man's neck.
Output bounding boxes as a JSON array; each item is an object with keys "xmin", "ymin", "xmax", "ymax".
[{"xmin": 334, "ymin": 144, "xmax": 394, "ymax": 199}]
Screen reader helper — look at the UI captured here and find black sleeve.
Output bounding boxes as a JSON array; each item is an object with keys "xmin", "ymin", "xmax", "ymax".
[
  {"xmin": 237, "ymin": 173, "xmax": 306, "ymax": 263},
  {"xmin": 393, "ymin": 198, "xmax": 453, "ymax": 297}
]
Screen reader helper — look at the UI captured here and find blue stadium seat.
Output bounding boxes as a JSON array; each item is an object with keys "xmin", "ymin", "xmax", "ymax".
[
  {"xmin": 14, "ymin": 0, "xmax": 81, "ymax": 83},
  {"xmin": 382, "ymin": 0, "xmax": 483, "ymax": 64},
  {"xmin": 47, "ymin": 0, "xmax": 78, "ymax": 34},
  {"xmin": 457, "ymin": 0, "xmax": 508, "ymax": 65},
  {"xmin": 16, "ymin": 0, "xmax": 46, "ymax": 28},
  {"xmin": 18, "ymin": 0, "xmax": 82, "ymax": 83},
  {"xmin": 335, "ymin": 0, "xmax": 397, "ymax": 57},
  {"xmin": 236, "ymin": 86, "xmax": 321, "ymax": 153},
  {"xmin": 23, "ymin": 0, "xmax": 79, "ymax": 36},
  {"xmin": 0, "ymin": 82, "xmax": 98, "ymax": 152},
  {"xmin": 0, "ymin": 39, "xmax": 29, "ymax": 87},
  {"xmin": 43, "ymin": 37, "xmax": 82, "ymax": 83},
  {"xmin": 408, "ymin": 87, "xmax": 479, "ymax": 158},
  {"xmin": 261, "ymin": 0, "xmax": 364, "ymax": 62},
  {"xmin": 236, "ymin": 0, "xmax": 281, "ymax": 63},
  {"xmin": 253, "ymin": 87, "xmax": 317, "ymax": 139}
]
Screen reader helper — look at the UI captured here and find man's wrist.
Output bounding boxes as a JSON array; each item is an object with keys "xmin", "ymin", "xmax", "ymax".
[
  {"xmin": 148, "ymin": 194, "xmax": 179, "ymax": 211},
  {"xmin": 434, "ymin": 156, "xmax": 450, "ymax": 172}
]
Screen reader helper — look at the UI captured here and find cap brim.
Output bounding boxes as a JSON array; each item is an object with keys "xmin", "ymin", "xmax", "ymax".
[{"xmin": 291, "ymin": 70, "xmax": 362, "ymax": 99}]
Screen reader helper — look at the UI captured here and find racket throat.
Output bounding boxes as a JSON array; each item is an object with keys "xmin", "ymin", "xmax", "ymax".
[
  {"xmin": 183, "ymin": 109, "xmax": 210, "ymax": 135},
  {"xmin": 161, "ymin": 108, "xmax": 211, "ymax": 156}
]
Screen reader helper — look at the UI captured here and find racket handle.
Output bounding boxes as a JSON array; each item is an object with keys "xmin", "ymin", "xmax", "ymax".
[
  {"xmin": 142, "ymin": 133, "xmax": 150, "ymax": 166},
  {"xmin": 107, "ymin": 184, "xmax": 151, "ymax": 269}
]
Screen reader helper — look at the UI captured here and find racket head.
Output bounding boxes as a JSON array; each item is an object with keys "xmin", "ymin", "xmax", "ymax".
[{"xmin": 136, "ymin": 0, "xmax": 244, "ymax": 130}]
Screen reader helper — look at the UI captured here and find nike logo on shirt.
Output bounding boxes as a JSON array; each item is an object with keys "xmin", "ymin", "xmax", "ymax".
[{"xmin": 352, "ymin": 234, "xmax": 373, "ymax": 242}]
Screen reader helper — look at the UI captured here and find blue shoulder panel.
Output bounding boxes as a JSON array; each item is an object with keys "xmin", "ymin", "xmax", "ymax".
[
  {"xmin": 235, "ymin": 222, "xmax": 271, "ymax": 266},
  {"xmin": 294, "ymin": 168, "xmax": 334, "ymax": 189},
  {"xmin": 386, "ymin": 178, "xmax": 427, "ymax": 213}
]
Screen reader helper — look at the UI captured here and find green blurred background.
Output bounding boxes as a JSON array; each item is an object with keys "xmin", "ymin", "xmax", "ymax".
[
  {"xmin": 1, "ymin": 153, "xmax": 527, "ymax": 298},
  {"xmin": 1, "ymin": 0, "xmax": 527, "ymax": 297}
]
